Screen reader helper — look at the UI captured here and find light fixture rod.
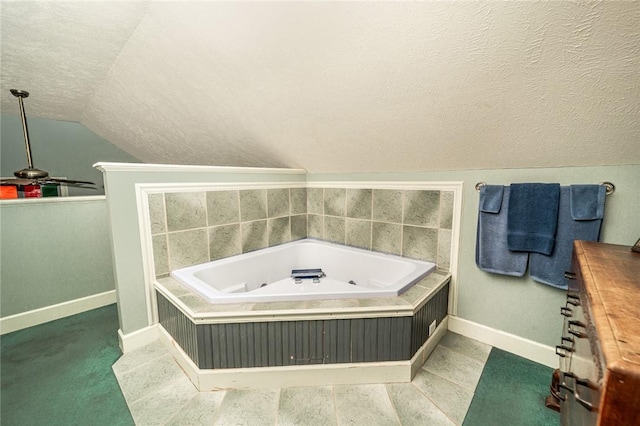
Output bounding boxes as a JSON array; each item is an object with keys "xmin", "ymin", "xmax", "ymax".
[{"xmin": 11, "ymin": 89, "xmax": 35, "ymax": 170}]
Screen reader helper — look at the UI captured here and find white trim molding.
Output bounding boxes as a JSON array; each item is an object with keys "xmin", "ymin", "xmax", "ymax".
[
  {"xmin": 118, "ymin": 324, "xmax": 159, "ymax": 353},
  {"xmin": 94, "ymin": 162, "xmax": 306, "ymax": 175},
  {"xmin": 448, "ymin": 316, "xmax": 558, "ymax": 368},
  {"xmin": 0, "ymin": 290, "xmax": 116, "ymax": 335}
]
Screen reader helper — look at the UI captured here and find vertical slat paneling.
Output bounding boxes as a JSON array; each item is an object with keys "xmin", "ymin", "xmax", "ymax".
[
  {"xmin": 364, "ymin": 319, "xmax": 378, "ymax": 362},
  {"xmin": 156, "ymin": 292, "xmax": 199, "ymax": 366},
  {"xmin": 159, "ymin": 282, "xmax": 449, "ymax": 370},
  {"xmin": 336, "ymin": 319, "xmax": 351, "ymax": 363},
  {"xmin": 377, "ymin": 317, "xmax": 391, "ymax": 361},
  {"xmin": 351, "ymin": 318, "xmax": 365, "ymax": 363}
]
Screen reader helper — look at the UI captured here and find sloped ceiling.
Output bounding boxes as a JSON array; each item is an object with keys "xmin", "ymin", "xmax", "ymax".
[{"xmin": 1, "ymin": 1, "xmax": 639, "ymax": 173}]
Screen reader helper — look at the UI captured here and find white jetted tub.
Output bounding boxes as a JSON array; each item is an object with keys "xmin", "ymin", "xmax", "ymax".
[{"xmin": 171, "ymin": 239, "xmax": 436, "ymax": 304}]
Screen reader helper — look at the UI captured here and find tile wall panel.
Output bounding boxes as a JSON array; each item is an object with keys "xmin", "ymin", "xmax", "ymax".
[
  {"xmin": 308, "ymin": 188, "xmax": 455, "ymax": 271},
  {"xmin": 148, "ymin": 187, "xmax": 308, "ymax": 277}
]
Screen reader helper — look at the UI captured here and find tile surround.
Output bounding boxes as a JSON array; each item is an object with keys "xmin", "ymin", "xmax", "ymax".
[{"xmin": 147, "ymin": 184, "xmax": 455, "ymax": 277}]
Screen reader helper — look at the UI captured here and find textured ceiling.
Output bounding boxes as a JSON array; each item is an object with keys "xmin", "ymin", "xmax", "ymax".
[{"xmin": 1, "ymin": 1, "xmax": 639, "ymax": 173}]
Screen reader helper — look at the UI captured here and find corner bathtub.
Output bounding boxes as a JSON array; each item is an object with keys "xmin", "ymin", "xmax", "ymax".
[{"xmin": 171, "ymin": 239, "xmax": 436, "ymax": 304}]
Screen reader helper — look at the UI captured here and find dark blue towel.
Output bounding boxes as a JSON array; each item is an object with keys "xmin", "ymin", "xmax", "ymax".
[
  {"xmin": 507, "ymin": 183, "xmax": 560, "ymax": 255},
  {"xmin": 530, "ymin": 186, "xmax": 604, "ymax": 289},
  {"xmin": 476, "ymin": 186, "xmax": 529, "ymax": 276}
]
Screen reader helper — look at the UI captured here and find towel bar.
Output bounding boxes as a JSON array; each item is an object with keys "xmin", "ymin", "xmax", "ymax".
[{"xmin": 475, "ymin": 181, "xmax": 615, "ymax": 195}]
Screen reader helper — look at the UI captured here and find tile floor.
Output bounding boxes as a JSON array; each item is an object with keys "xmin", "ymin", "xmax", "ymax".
[{"xmin": 113, "ymin": 332, "xmax": 491, "ymax": 425}]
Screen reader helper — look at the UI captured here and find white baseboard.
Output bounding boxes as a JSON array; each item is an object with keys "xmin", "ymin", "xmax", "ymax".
[
  {"xmin": 0, "ymin": 290, "xmax": 117, "ymax": 335},
  {"xmin": 447, "ymin": 316, "xmax": 558, "ymax": 368},
  {"xmin": 119, "ymin": 324, "xmax": 159, "ymax": 353}
]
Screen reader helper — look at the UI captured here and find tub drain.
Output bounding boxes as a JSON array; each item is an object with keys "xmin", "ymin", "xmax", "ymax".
[
  {"xmin": 348, "ymin": 280, "xmax": 356, "ymax": 285},
  {"xmin": 260, "ymin": 283, "xmax": 268, "ymax": 288}
]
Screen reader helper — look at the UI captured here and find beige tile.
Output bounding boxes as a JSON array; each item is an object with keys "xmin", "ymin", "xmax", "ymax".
[
  {"xmin": 152, "ymin": 234, "xmax": 169, "ymax": 276},
  {"xmin": 167, "ymin": 229, "xmax": 209, "ymax": 270},
  {"xmin": 290, "ymin": 214, "xmax": 307, "ymax": 240},
  {"xmin": 422, "ymin": 345, "xmax": 485, "ymax": 391},
  {"xmin": 164, "ymin": 390, "xmax": 226, "ymax": 426},
  {"xmin": 277, "ymin": 386, "xmax": 337, "ymax": 426},
  {"xmin": 214, "ymin": 388, "xmax": 280, "ymax": 426},
  {"xmin": 439, "ymin": 191, "xmax": 454, "ymax": 230},
  {"xmin": 437, "ymin": 229, "xmax": 452, "ymax": 272},
  {"xmin": 209, "ymin": 224, "xmax": 241, "ymax": 260},
  {"xmin": 411, "ymin": 369, "xmax": 474, "ymax": 426},
  {"xmin": 323, "ymin": 216, "xmax": 345, "ymax": 244},
  {"xmin": 386, "ymin": 383, "xmax": 455, "ymax": 426},
  {"xmin": 165, "ymin": 192, "xmax": 207, "ymax": 232},
  {"xmin": 269, "ymin": 216, "xmax": 291, "ymax": 246},
  {"xmin": 156, "ymin": 277, "xmax": 192, "ymax": 297},
  {"xmin": 334, "ymin": 384, "xmax": 399, "ymax": 425},
  {"xmin": 242, "ymin": 220, "xmax": 268, "ymax": 253},
  {"xmin": 402, "ymin": 225, "xmax": 438, "ymax": 262},
  {"xmin": 346, "ymin": 188, "xmax": 372, "ymax": 219},
  {"xmin": 404, "ymin": 190, "xmax": 440, "ymax": 227},
  {"xmin": 268, "ymin": 188, "xmax": 290, "ymax": 218},
  {"xmin": 148, "ymin": 193, "xmax": 166, "ymax": 234},
  {"xmin": 346, "ymin": 218, "xmax": 371, "ymax": 249},
  {"xmin": 117, "ymin": 354, "xmax": 188, "ymax": 404},
  {"xmin": 307, "ymin": 188, "xmax": 324, "ymax": 214},
  {"xmin": 290, "ymin": 188, "xmax": 307, "ymax": 215},
  {"xmin": 324, "ymin": 188, "xmax": 346, "ymax": 217},
  {"xmin": 206, "ymin": 190, "xmax": 239, "ymax": 226},
  {"xmin": 372, "ymin": 222, "xmax": 402, "ymax": 255},
  {"xmin": 372, "ymin": 189, "xmax": 403, "ymax": 223},
  {"xmin": 240, "ymin": 189, "xmax": 267, "ymax": 221},
  {"xmin": 439, "ymin": 332, "xmax": 492, "ymax": 363},
  {"xmin": 112, "ymin": 340, "xmax": 168, "ymax": 377},
  {"xmin": 308, "ymin": 214, "xmax": 323, "ymax": 239},
  {"xmin": 128, "ymin": 373, "xmax": 198, "ymax": 425}
]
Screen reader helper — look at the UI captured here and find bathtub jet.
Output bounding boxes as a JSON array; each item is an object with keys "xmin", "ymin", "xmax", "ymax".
[{"xmin": 170, "ymin": 239, "xmax": 436, "ymax": 304}]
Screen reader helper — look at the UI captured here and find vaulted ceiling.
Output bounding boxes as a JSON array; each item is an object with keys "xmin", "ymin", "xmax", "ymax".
[{"xmin": 1, "ymin": 1, "xmax": 639, "ymax": 173}]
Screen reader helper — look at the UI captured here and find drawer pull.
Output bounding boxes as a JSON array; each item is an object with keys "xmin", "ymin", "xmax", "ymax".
[
  {"xmin": 564, "ymin": 271, "xmax": 576, "ymax": 279},
  {"xmin": 568, "ymin": 320, "xmax": 587, "ymax": 329},
  {"xmin": 566, "ymin": 293, "xmax": 581, "ymax": 306},
  {"xmin": 563, "ymin": 372, "xmax": 598, "ymax": 412},
  {"xmin": 555, "ymin": 345, "xmax": 574, "ymax": 357},
  {"xmin": 561, "ymin": 336, "xmax": 574, "ymax": 345},
  {"xmin": 568, "ymin": 329, "xmax": 588, "ymax": 339},
  {"xmin": 561, "ymin": 306, "xmax": 573, "ymax": 317}
]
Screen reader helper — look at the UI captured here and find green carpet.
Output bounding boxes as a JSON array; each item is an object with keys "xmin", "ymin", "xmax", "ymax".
[
  {"xmin": 463, "ymin": 347, "xmax": 560, "ymax": 426},
  {"xmin": 0, "ymin": 304, "xmax": 134, "ymax": 426}
]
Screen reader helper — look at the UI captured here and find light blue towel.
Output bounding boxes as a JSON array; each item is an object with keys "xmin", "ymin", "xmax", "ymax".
[
  {"xmin": 570, "ymin": 185, "xmax": 606, "ymax": 220},
  {"xmin": 476, "ymin": 185, "xmax": 528, "ymax": 276},
  {"xmin": 530, "ymin": 186, "xmax": 604, "ymax": 289},
  {"xmin": 507, "ymin": 183, "xmax": 560, "ymax": 255}
]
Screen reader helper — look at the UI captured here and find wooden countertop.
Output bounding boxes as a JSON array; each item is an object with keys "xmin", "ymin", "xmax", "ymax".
[{"xmin": 574, "ymin": 241, "xmax": 640, "ymax": 368}]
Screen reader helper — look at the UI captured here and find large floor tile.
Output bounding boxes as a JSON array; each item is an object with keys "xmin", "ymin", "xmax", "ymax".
[
  {"xmin": 411, "ymin": 369, "xmax": 474, "ymax": 425},
  {"xmin": 164, "ymin": 390, "xmax": 227, "ymax": 426},
  {"xmin": 128, "ymin": 375, "xmax": 198, "ymax": 425},
  {"xmin": 112, "ymin": 340, "xmax": 168, "ymax": 377},
  {"xmin": 334, "ymin": 384, "xmax": 399, "ymax": 425},
  {"xmin": 386, "ymin": 383, "xmax": 455, "ymax": 426},
  {"xmin": 422, "ymin": 345, "xmax": 485, "ymax": 391},
  {"xmin": 438, "ymin": 333, "xmax": 492, "ymax": 363},
  {"xmin": 277, "ymin": 386, "xmax": 337, "ymax": 426},
  {"xmin": 116, "ymin": 354, "xmax": 187, "ymax": 404},
  {"xmin": 214, "ymin": 388, "xmax": 280, "ymax": 426}
]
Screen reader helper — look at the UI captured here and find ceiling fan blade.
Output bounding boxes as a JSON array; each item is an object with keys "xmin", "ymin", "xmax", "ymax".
[
  {"xmin": 44, "ymin": 177, "xmax": 97, "ymax": 188},
  {"xmin": 0, "ymin": 177, "xmax": 38, "ymax": 186}
]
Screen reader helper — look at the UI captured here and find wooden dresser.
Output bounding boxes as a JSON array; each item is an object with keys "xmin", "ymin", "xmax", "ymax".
[{"xmin": 558, "ymin": 241, "xmax": 640, "ymax": 425}]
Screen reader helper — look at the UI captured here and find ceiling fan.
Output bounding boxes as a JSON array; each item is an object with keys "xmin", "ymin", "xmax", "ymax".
[{"xmin": 0, "ymin": 89, "xmax": 95, "ymax": 188}]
